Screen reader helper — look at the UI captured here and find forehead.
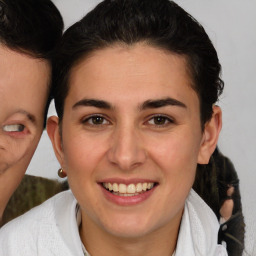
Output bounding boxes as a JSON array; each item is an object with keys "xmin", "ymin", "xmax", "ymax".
[
  {"xmin": 0, "ymin": 45, "xmax": 50, "ymax": 78},
  {"xmin": 68, "ymin": 44, "xmax": 199, "ymax": 109},
  {"xmin": 0, "ymin": 45, "xmax": 50, "ymax": 122}
]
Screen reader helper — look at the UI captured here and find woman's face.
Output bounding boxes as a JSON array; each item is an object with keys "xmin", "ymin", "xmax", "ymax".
[
  {"xmin": 49, "ymin": 44, "xmax": 220, "ymax": 239},
  {"xmin": 0, "ymin": 45, "xmax": 49, "ymax": 178}
]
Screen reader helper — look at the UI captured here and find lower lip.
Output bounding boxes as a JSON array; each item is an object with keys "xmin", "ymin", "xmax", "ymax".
[{"xmin": 100, "ymin": 184, "xmax": 157, "ymax": 206}]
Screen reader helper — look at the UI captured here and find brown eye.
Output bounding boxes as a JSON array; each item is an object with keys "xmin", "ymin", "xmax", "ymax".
[
  {"xmin": 147, "ymin": 115, "xmax": 173, "ymax": 127},
  {"xmin": 83, "ymin": 115, "xmax": 110, "ymax": 126},
  {"xmin": 91, "ymin": 116, "xmax": 105, "ymax": 125},
  {"xmin": 153, "ymin": 116, "xmax": 167, "ymax": 125}
]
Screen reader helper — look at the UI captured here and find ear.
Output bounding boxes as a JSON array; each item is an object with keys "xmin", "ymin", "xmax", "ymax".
[
  {"xmin": 46, "ymin": 116, "xmax": 65, "ymax": 168},
  {"xmin": 197, "ymin": 105, "xmax": 222, "ymax": 164}
]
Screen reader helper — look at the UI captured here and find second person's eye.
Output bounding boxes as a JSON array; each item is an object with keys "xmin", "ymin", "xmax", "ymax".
[{"xmin": 2, "ymin": 124, "xmax": 25, "ymax": 132}]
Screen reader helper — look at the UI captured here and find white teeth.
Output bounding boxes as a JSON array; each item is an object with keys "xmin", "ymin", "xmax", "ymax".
[
  {"xmin": 119, "ymin": 184, "xmax": 126, "ymax": 193},
  {"xmin": 112, "ymin": 192, "xmax": 139, "ymax": 197},
  {"xmin": 113, "ymin": 183, "xmax": 118, "ymax": 192},
  {"xmin": 142, "ymin": 183, "xmax": 148, "ymax": 191},
  {"xmin": 103, "ymin": 182, "xmax": 155, "ymax": 195},
  {"xmin": 136, "ymin": 183, "xmax": 143, "ymax": 192},
  {"xmin": 147, "ymin": 183, "xmax": 153, "ymax": 189},
  {"xmin": 127, "ymin": 184, "xmax": 136, "ymax": 193},
  {"xmin": 108, "ymin": 183, "xmax": 113, "ymax": 191}
]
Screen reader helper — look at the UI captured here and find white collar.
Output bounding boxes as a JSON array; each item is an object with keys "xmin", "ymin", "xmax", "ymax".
[
  {"xmin": 175, "ymin": 190, "xmax": 227, "ymax": 256},
  {"xmin": 74, "ymin": 190, "xmax": 226, "ymax": 256}
]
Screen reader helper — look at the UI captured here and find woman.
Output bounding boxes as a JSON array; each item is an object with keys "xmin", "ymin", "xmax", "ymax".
[
  {"xmin": 0, "ymin": 0, "xmax": 63, "ymax": 220},
  {"xmin": 0, "ymin": 0, "xmax": 228, "ymax": 255}
]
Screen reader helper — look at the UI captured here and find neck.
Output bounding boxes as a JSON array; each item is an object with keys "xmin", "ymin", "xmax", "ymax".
[{"xmin": 80, "ymin": 209, "xmax": 182, "ymax": 256}]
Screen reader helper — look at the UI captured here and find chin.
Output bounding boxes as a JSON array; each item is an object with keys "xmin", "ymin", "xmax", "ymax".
[
  {"xmin": 105, "ymin": 225, "xmax": 151, "ymax": 239},
  {"xmin": 99, "ymin": 213, "xmax": 157, "ymax": 239}
]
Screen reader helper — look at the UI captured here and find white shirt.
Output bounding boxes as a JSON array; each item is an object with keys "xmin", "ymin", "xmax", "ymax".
[{"xmin": 0, "ymin": 189, "xmax": 227, "ymax": 256}]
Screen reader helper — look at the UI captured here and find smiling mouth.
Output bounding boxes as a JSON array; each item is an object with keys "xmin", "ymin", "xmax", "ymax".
[{"xmin": 102, "ymin": 182, "xmax": 157, "ymax": 197}]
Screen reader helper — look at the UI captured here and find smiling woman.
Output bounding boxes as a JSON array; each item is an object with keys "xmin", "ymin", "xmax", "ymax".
[
  {"xmin": 53, "ymin": 46, "xmax": 207, "ymax": 241},
  {"xmin": 0, "ymin": 0, "xmax": 228, "ymax": 255}
]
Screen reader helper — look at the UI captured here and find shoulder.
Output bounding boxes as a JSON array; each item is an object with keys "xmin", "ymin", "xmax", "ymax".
[
  {"xmin": 1, "ymin": 190, "xmax": 75, "ymax": 229},
  {"xmin": 0, "ymin": 190, "xmax": 76, "ymax": 255},
  {"xmin": 175, "ymin": 189, "xmax": 228, "ymax": 256},
  {"xmin": 186, "ymin": 189, "xmax": 220, "ymax": 241},
  {"xmin": 186, "ymin": 189, "xmax": 219, "ymax": 228}
]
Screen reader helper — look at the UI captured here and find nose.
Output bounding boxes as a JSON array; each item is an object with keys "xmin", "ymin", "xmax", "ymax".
[{"xmin": 107, "ymin": 125, "xmax": 147, "ymax": 171}]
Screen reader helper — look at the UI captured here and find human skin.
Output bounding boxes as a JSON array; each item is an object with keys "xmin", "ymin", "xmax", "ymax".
[
  {"xmin": 0, "ymin": 45, "xmax": 50, "ymax": 219},
  {"xmin": 47, "ymin": 44, "xmax": 222, "ymax": 256},
  {"xmin": 220, "ymin": 186, "xmax": 235, "ymax": 221}
]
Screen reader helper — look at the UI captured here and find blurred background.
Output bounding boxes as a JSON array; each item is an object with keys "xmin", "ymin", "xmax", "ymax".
[{"xmin": 26, "ymin": 0, "xmax": 256, "ymax": 254}]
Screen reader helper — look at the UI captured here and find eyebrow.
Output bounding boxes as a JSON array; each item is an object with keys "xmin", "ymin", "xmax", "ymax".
[
  {"xmin": 16, "ymin": 110, "xmax": 37, "ymax": 124},
  {"xmin": 72, "ymin": 99, "xmax": 112, "ymax": 110},
  {"xmin": 72, "ymin": 97, "xmax": 187, "ymax": 111},
  {"xmin": 140, "ymin": 97, "xmax": 187, "ymax": 110}
]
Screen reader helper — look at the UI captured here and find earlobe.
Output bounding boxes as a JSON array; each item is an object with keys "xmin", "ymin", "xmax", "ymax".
[
  {"xmin": 46, "ymin": 116, "xmax": 65, "ymax": 167},
  {"xmin": 197, "ymin": 105, "xmax": 222, "ymax": 164}
]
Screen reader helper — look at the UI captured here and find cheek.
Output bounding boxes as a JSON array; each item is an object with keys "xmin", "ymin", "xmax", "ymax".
[
  {"xmin": 62, "ymin": 135, "xmax": 106, "ymax": 217},
  {"xmin": 146, "ymin": 133, "xmax": 200, "ymax": 220},
  {"xmin": 62, "ymin": 132, "xmax": 106, "ymax": 175},
  {"xmin": 148, "ymin": 130, "xmax": 201, "ymax": 183},
  {"xmin": 0, "ymin": 136, "xmax": 40, "ymax": 174}
]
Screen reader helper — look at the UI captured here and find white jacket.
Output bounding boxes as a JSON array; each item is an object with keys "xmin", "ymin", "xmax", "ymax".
[{"xmin": 0, "ymin": 189, "xmax": 227, "ymax": 256}]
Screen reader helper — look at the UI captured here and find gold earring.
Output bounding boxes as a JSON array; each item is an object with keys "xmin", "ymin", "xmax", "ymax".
[{"xmin": 58, "ymin": 168, "xmax": 67, "ymax": 178}]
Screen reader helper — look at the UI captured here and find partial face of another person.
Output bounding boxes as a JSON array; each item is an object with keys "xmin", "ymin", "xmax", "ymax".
[
  {"xmin": 0, "ymin": 45, "xmax": 50, "ymax": 177},
  {"xmin": 48, "ymin": 44, "xmax": 221, "ymax": 239}
]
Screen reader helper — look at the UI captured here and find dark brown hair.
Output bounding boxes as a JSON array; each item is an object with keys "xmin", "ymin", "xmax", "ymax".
[{"xmin": 52, "ymin": 0, "xmax": 224, "ymax": 129}]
